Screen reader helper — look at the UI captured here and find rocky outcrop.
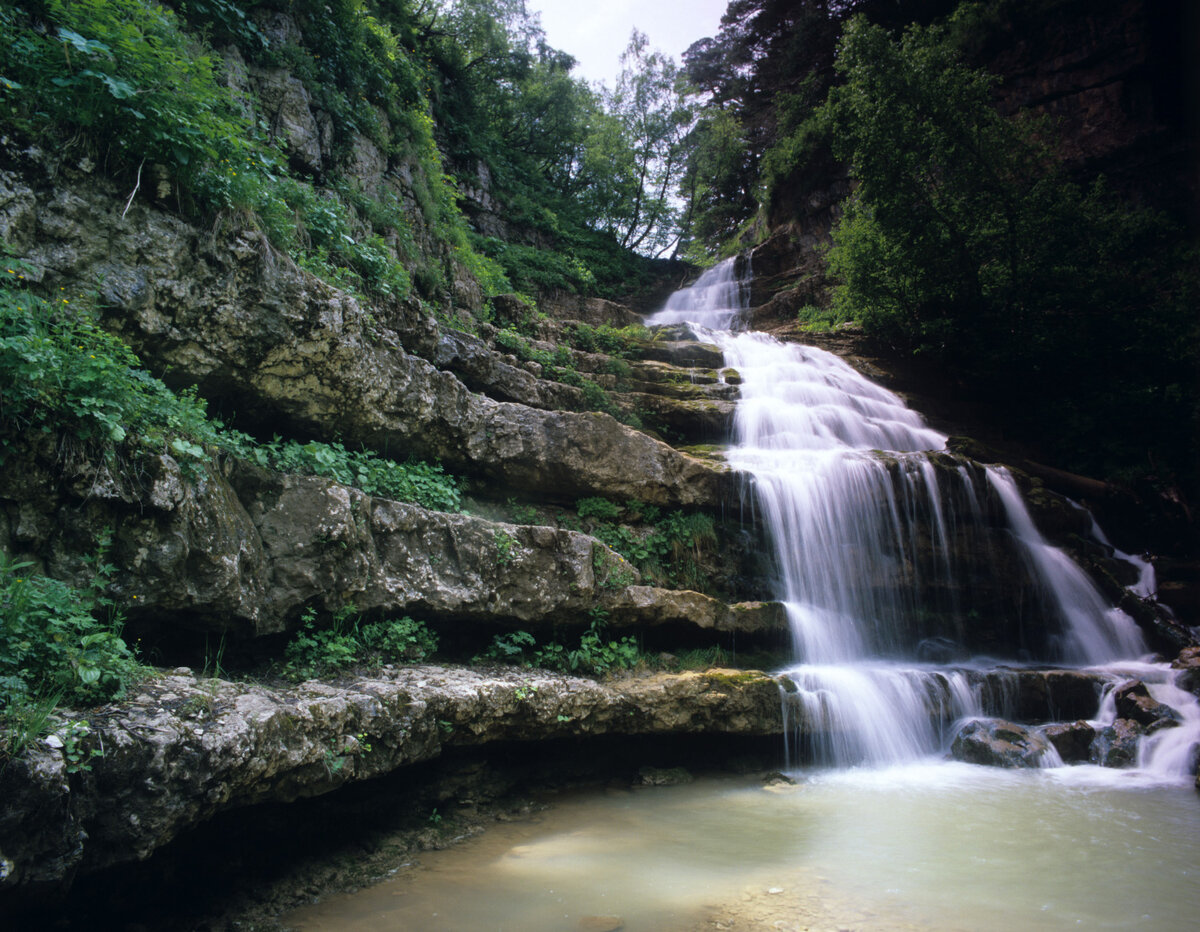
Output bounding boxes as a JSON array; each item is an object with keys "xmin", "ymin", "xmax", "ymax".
[
  {"xmin": 0, "ymin": 665, "xmax": 783, "ymax": 892},
  {"xmin": 1172, "ymin": 647, "xmax": 1200, "ymax": 695},
  {"xmin": 971, "ymin": 668, "xmax": 1106, "ymax": 724},
  {"xmin": 0, "ymin": 441, "xmax": 778, "ymax": 643},
  {"xmin": 1041, "ymin": 720, "xmax": 1097, "ymax": 763},
  {"xmin": 0, "ymin": 152, "xmax": 732, "ymax": 509},
  {"xmin": 1089, "ymin": 718, "xmax": 1145, "ymax": 768},
  {"xmin": 605, "ymin": 588, "xmax": 787, "ymax": 636}
]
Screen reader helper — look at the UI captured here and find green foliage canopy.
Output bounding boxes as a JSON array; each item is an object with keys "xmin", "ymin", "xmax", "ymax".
[{"xmin": 822, "ymin": 15, "xmax": 1199, "ymax": 485}]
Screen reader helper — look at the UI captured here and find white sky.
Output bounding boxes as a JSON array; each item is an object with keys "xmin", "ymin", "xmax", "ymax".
[{"xmin": 524, "ymin": 0, "xmax": 729, "ymax": 89}]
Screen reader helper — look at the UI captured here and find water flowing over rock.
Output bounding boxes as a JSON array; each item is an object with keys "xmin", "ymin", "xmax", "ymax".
[{"xmin": 648, "ymin": 259, "xmax": 1198, "ymax": 776}]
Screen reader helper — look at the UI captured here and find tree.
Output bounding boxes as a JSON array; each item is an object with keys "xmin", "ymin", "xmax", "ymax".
[
  {"xmin": 602, "ymin": 31, "xmax": 692, "ymax": 256},
  {"xmin": 678, "ymin": 0, "xmax": 846, "ymax": 254},
  {"xmin": 822, "ymin": 14, "xmax": 1198, "ymax": 487}
]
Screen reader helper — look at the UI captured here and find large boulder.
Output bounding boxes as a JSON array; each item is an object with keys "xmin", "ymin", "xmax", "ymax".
[
  {"xmin": 950, "ymin": 718, "xmax": 1059, "ymax": 768},
  {"xmin": 1040, "ymin": 720, "xmax": 1097, "ymax": 763},
  {"xmin": 1171, "ymin": 646, "xmax": 1200, "ymax": 695},
  {"xmin": 1112, "ymin": 680, "xmax": 1181, "ymax": 731},
  {"xmin": 1089, "ymin": 719, "xmax": 1145, "ymax": 768}
]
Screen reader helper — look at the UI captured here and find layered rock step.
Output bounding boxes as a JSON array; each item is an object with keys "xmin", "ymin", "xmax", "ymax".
[
  {"xmin": 0, "ymin": 665, "xmax": 783, "ymax": 890},
  {"xmin": 0, "ymin": 444, "xmax": 772, "ymax": 643}
]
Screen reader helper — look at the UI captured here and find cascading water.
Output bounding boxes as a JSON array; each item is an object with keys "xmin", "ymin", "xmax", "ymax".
[
  {"xmin": 647, "ymin": 258, "xmax": 1197, "ymax": 776},
  {"xmin": 278, "ymin": 258, "xmax": 1200, "ymax": 932}
]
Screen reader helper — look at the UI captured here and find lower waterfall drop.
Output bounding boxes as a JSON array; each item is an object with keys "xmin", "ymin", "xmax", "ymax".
[{"xmin": 648, "ymin": 258, "xmax": 1197, "ymax": 776}]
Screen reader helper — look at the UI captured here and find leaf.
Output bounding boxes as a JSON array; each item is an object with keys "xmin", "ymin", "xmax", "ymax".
[
  {"xmin": 55, "ymin": 28, "xmax": 112, "ymax": 58},
  {"xmin": 99, "ymin": 74, "xmax": 136, "ymax": 100}
]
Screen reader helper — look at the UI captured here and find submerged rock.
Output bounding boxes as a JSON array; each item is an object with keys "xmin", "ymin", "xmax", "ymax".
[
  {"xmin": 950, "ymin": 718, "xmax": 1059, "ymax": 768},
  {"xmin": 638, "ymin": 766, "xmax": 693, "ymax": 786}
]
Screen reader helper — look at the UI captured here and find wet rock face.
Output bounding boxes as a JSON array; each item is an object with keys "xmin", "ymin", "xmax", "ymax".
[
  {"xmin": 0, "ymin": 666, "xmax": 784, "ymax": 891},
  {"xmin": 950, "ymin": 718, "xmax": 1058, "ymax": 768},
  {"xmin": 971, "ymin": 669, "xmax": 1104, "ymax": 724},
  {"xmin": 1171, "ymin": 647, "xmax": 1200, "ymax": 696},
  {"xmin": 1089, "ymin": 719, "xmax": 1145, "ymax": 768},
  {"xmin": 1112, "ymin": 680, "xmax": 1181, "ymax": 731},
  {"xmin": 1041, "ymin": 721, "xmax": 1097, "ymax": 763}
]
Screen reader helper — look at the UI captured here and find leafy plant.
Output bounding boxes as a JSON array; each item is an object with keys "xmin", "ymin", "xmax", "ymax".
[
  {"xmin": 226, "ymin": 435, "xmax": 462, "ymax": 513},
  {"xmin": 0, "ymin": 271, "xmax": 219, "ymax": 468},
  {"xmin": 493, "ymin": 530, "xmax": 518, "ymax": 567},
  {"xmin": 0, "ymin": 0, "xmax": 251, "ymax": 186},
  {"xmin": 578, "ymin": 498, "xmax": 717, "ymax": 591},
  {"xmin": 283, "ymin": 607, "xmax": 437, "ymax": 680},
  {"xmin": 0, "ymin": 535, "xmax": 140, "ymax": 763},
  {"xmin": 479, "ymin": 630, "xmax": 537, "ymax": 665},
  {"xmin": 577, "ymin": 497, "xmax": 623, "ymax": 522}
]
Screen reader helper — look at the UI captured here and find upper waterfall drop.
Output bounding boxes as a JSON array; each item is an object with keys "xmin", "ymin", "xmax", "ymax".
[{"xmin": 645, "ymin": 258, "xmax": 1182, "ymax": 771}]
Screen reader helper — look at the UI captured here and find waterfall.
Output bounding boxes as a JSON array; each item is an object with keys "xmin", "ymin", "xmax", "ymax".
[{"xmin": 647, "ymin": 258, "xmax": 1197, "ymax": 775}]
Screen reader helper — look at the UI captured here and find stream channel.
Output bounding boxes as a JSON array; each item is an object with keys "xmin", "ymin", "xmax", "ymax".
[{"xmin": 286, "ymin": 260, "xmax": 1198, "ymax": 931}]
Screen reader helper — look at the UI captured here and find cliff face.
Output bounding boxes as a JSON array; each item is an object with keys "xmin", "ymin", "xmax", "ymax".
[{"xmin": 981, "ymin": 0, "xmax": 1196, "ymax": 211}]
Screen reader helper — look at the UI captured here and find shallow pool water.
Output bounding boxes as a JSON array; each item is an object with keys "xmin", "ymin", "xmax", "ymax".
[{"xmin": 283, "ymin": 762, "xmax": 1199, "ymax": 931}]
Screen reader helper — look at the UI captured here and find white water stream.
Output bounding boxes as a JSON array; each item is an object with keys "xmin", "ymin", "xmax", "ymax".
[{"xmin": 648, "ymin": 258, "xmax": 1197, "ymax": 777}]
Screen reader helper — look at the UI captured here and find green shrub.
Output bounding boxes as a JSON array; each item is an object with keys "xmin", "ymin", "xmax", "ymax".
[
  {"xmin": 577, "ymin": 500, "xmax": 716, "ymax": 592},
  {"xmin": 567, "ymin": 323, "xmax": 649, "ymax": 357},
  {"xmin": 228, "ymin": 436, "xmax": 462, "ymax": 513},
  {"xmin": 0, "ymin": 271, "xmax": 218, "ymax": 468},
  {"xmin": 478, "ymin": 630, "xmax": 537, "ymax": 665},
  {"xmin": 0, "ymin": 270, "xmax": 461, "ymax": 509},
  {"xmin": 471, "ymin": 236, "xmax": 596, "ymax": 296},
  {"xmin": 577, "ymin": 497, "xmax": 622, "ymax": 522},
  {"xmin": 0, "ymin": 0, "xmax": 251, "ymax": 185},
  {"xmin": 476, "ymin": 619, "xmax": 640, "ymax": 677},
  {"xmin": 0, "ymin": 540, "xmax": 139, "ymax": 721},
  {"xmin": 283, "ymin": 608, "xmax": 437, "ymax": 680}
]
